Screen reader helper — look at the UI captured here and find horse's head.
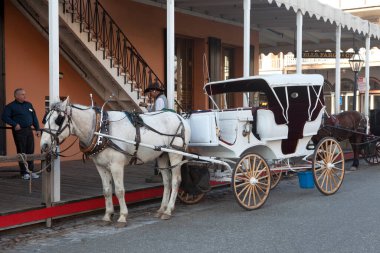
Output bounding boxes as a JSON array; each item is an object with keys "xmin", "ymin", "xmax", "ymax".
[{"xmin": 40, "ymin": 97, "xmax": 71, "ymax": 152}]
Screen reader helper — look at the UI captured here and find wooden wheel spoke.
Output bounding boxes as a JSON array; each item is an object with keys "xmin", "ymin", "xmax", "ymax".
[
  {"xmin": 257, "ymin": 174, "xmax": 269, "ymax": 181},
  {"xmin": 331, "ymin": 151, "xmax": 343, "ymax": 163},
  {"xmin": 252, "ymin": 186, "xmax": 257, "ymax": 206},
  {"xmin": 255, "ymin": 183, "xmax": 267, "ymax": 194},
  {"xmin": 236, "ymin": 167, "xmax": 250, "ymax": 179},
  {"xmin": 235, "ymin": 175, "xmax": 249, "ymax": 182},
  {"xmin": 241, "ymin": 185, "xmax": 252, "ymax": 203},
  {"xmin": 328, "ymin": 172, "xmax": 334, "ymax": 191},
  {"xmin": 314, "ymin": 165, "xmax": 326, "ymax": 173},
  {"xmin": 247, "ymin": 187, "xmax": 252, "ymax": 207},
  {"xmin": 253, "ymin": 186, "xmax": 262, "ymax": 202},
  {"xmin": 237, "ymin": 184, "xmax": 250, "ymax": 198},
  {"xmin": 330, "ymin": 170, "xmax": 339, "ymax": 186},
  {"xmin": 253, "ymin": 161, "xmax": 264, "ymax": 177},
  {"xmin": 332, "ymin": 159, "xmax": 344, "ymax": 166},
  {"xmin": 235, "ymin": 181, "xmax": 250, "ymax": 188},
  {"xmin": 319, "ymin": 170, "xmax": 328, "ymax": 187},
  {"xmin": 316, "ymin": 168, "xmax": 327, "ymax": 181},
  {"xmin": 256, "ymin": 181, "xmax": 269, "ymax": 188}
]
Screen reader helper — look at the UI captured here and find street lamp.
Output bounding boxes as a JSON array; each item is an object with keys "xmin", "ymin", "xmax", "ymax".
[{"xmin": 348, "ymin": 49, "xmax": 364, "ymax": 111}]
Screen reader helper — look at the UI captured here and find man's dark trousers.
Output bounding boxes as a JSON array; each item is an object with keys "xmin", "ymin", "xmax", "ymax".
[{"xmin": 12, "ymin": 127, "xmax": 34, "ymax": 175}]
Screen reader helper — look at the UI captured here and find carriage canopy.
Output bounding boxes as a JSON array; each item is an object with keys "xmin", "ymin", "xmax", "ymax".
[{"xmin": 204, "ymin": 74, "xmax": 325, "ymax": 124}]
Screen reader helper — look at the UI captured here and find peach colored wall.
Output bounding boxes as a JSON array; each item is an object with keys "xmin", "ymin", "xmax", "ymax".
[
  {"xmin": 2, "ymin": 0, "xmax": 261, "ymax": 163},
  {"xmin": 99, "ymin": 0, "xmax": 260, "ymax": 110},
  {"xmin": 2, "ymin": 0, "xmax": 103, "ymax": 163}
]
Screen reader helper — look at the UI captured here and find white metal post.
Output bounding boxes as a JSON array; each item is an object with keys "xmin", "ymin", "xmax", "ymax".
[
  {"xmin": 296, "ymin": 10, "xmax": 303, "ymax": 74},
  {"xmin": 167, "ymin": 0, "xmax": 175, "ymax": 110},
  {"xmin": 365, "ymin": 34, "xmax": 371, "ymax": 133},
  {"xmin": 335, "ymin": 25, "xmax": 341, "ymax": 113},
  {"xmin": 243, "ymin": 0, "xmax": 251, "ymax": 107},
  {"xmin": 49, "ymin": 0, "xmax": 60, "ymax": 202}
]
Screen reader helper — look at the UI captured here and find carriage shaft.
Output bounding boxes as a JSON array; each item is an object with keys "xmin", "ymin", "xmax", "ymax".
[{"xmin": 94, "ymin": 132, "xmax": 232, "ymax": 171}]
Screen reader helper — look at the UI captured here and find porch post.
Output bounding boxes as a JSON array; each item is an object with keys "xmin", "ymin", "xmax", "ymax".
[
  {"xmin": 365, "ymin": 34, "xmax": 371, "ymax": 133},
  {"xmin": 335, "ymin": 25, "xmax": 341, "ymax": 114},
  {"xmin": 166, "ymin": 0, "xmax": 175, "ymax": 110},
  {"xmin": 48, "ymin": 0, "xmax": 60, "ymax": 202},
  {"xmin": 296, "ymin": 10, "xmax": 303, "ymax": 74},
  {"xmin": 243, "ymin": 0, "xmax": 251, "ymax": 107}
]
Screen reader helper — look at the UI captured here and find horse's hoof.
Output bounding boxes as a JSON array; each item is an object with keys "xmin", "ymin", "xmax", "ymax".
[
  {"xmin": 348, "ymin": 166, "xmax": 357, "ymax": 171},
  {"xmin": 115, "ymin": 222, "xmax": 127, "ymax": 228},
  {"xmin": 98, "ymin": 220, "xmax": 112, "ymax": 226},
  {"xmin": 160, "ymin": 214, "xmax": 171, "ymax": 220},
  {"xmin": 153, "ymin": 212, "xmax": 162, "ymax": 218}
]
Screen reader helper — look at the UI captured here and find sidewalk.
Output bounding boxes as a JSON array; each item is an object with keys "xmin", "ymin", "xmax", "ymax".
[{"xmin": 0, "ymin": 160, "xmax": 159, "ymax": 214}]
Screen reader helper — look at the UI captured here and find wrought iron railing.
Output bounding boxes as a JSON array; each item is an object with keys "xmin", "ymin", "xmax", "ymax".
[{"xmin": 62, "ymin": 0, "xmax": 165, "ymax": 100}]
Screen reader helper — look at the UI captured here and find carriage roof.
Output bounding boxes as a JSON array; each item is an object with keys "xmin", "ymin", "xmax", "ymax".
[{"xmin": 204, "ymin": 74, "xmax": 324, "ymax": 95}]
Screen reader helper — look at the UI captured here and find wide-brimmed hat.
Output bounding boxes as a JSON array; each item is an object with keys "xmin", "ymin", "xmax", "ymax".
[{"xmin": 144, "ymin": 82, "xmax": 164, "ymax": 94}]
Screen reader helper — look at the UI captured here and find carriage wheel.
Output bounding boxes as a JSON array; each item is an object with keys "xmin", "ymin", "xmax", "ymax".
[
  {"xmin": 177, "ymin": 188, "xmax": 205, "ymax": 204},
  {"xmin": 270, "ymin": 169, "xmax": 282, "ymax": 190},
  {"xmin": 364, "ymin": 140, "xmax": 380, "ymax": 165},
  {"xmin": 232, "ymin": 153, "xmax": 271, "ymax": 210},
  {"xmin": 312, "ymin": 137, "xmax": 345, "ymax": 195}
]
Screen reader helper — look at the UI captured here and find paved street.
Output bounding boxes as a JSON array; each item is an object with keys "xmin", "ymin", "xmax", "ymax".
[{"xmin": 1, "ymin": 161, "xmax": 380, "ymax": 253}]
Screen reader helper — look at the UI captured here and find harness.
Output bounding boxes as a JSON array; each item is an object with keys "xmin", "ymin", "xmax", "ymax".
[
  {"xmin": 125, "ymin": 111, "xmax": 186, "ymax": 165},
  {"xmin": 79, "ymin": 108, "xmax": 111, "ymax": 158},
  {"xmin": 43, "ymin": 104, "xmax": 187, "ymax": 167}
]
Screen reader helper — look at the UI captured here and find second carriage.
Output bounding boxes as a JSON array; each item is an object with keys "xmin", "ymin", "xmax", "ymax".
[{"xmin": 179, "ymin": 74, "xmax": 345, "ymax": 210}]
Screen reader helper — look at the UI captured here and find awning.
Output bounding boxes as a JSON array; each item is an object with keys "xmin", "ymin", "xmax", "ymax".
[{"xmin": 136, "ymin": 0, "xmax": 380, "ymax": 54}]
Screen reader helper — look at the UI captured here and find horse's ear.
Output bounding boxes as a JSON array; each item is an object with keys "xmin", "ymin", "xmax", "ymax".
[{"xmin": 61, "ymin": 97, "xmax": 70, "ymax": 110}]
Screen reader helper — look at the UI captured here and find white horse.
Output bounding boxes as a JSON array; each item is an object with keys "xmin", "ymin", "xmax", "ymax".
[{"xmin": 40, "ymin": 98, "xmax": 191, "ymax": 225}]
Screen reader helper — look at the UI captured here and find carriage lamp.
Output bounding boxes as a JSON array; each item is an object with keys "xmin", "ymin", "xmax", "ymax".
[{"xmin": 349, "ymin": 49, "xmax": 364, "ymax": 111}]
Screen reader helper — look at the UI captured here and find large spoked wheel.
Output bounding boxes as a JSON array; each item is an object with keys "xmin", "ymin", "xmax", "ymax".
[
  {"xmin": 312, "ymin": 137, "xmax": 345, "ymax": 195},
  {"xmin": 232, "ymin": 153, "xmax": 271, "ymax": 210},
  {"xmin": 364, "ymin": 140, "xmax": 380, "ymax": 165},
  {"xmin": 177, "ymin": 188, "xmax": 205, "ymax": 204},
  {"xmin": 270, "ymin": 169, "xmax": 282, "ymax": 190}
]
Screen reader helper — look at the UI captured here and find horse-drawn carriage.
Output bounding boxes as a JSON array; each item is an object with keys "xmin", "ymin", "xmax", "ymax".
[
  {"xmin": 180, "ymin": 74, "xmax": 345, "ymax": 209},
  {"xmin": 40, "ymin": 73, "xmax": 347, "ymax": 225}
]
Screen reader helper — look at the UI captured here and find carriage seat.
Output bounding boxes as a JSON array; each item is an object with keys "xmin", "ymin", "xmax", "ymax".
[
  {"xmin": 303, "ymin": 109, "xmax": 324, "ymax": 136},
  {"xmin": 256, "ymin": 109, "xmax": 288, "ymax": 141}
]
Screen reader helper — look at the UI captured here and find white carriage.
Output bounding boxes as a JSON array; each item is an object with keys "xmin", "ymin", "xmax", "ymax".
[{"xmin": 181, "ymin": 74, "xmax": 345, "ymax": 209}]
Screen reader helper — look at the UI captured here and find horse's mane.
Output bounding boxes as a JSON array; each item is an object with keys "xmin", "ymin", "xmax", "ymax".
[{"xmin": 72, "ymin": 104, "xmax": 92, "ymax": 110}]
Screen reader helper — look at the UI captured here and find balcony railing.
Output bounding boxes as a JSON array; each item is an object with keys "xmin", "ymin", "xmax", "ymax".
[{"xmin": 62, "ymin": 0, "xmax": 165, "ymax": 100}]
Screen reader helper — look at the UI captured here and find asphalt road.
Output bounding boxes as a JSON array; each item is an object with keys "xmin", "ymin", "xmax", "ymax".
[{"xmin": 2, "ymin": 162, "xmax": 380, "ymax": 253}]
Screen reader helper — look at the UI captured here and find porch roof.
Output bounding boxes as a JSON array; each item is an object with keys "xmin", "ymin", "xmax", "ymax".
[{"xmin": 135, "ymin": 0, "xmax": 380, "ymax": 54}]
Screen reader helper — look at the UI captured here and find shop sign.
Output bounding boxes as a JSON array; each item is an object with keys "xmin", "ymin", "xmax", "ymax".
[{"xmin": 302, "ymin": 51, "xmax": 354, "ymax": 58}]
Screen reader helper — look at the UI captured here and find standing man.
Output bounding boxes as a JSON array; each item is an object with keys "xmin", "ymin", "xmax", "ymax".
[
  {"xmin": 2, "ymin": 88, "xmax": 41, "ymax": 180},
  {"xmin": 143, "ymin": 81, "xmax": 168, "ymax": 183}
]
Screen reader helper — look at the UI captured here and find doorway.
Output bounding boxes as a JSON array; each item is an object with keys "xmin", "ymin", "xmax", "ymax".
[{"xmin": 175, "ymin": 37, "xmax": 193, "ymax": 112}]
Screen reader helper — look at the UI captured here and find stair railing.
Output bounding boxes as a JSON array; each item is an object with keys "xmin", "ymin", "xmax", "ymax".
[{"xmin": 62, "ymin": 0, "xmax": 165, "ymax": 102}]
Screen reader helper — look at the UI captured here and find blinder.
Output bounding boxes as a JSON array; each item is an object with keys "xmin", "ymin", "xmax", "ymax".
[{"xmin": 55, "ymin": 114, "xmax": 66, "ymax": 126}]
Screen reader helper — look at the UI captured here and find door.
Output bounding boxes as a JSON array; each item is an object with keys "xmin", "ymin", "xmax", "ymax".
[{"xmin": 175, "ymin": 37, "xmax": 193, "ymax": 112}]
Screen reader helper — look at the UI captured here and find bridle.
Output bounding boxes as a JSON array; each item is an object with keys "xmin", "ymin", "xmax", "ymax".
[{"xmin": 42, "ymin": 103, "xmax": 73, "ymax": 146}]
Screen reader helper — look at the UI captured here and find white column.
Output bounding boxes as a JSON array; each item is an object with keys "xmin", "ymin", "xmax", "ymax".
[
  {"xmin": 296, "ymin": 10, "xmax": 303, "ymax": 74},
  {"xmin": 49, "ymin": 0, "xmax": 60, "ymax": 202},
  {"xmin": 243, "ymin": 0, "xmax": 251, "ymax": 107},
  {"xmin": 335, "ymin": 25, "xmax": 341, "ymax": 114},
  {"xmin": 166, "ymin": 0, "xmax": 175, "ymax": 110},
  {"xmin": 365, "ymin": 34, "xmax": 371, "ymax": 133}
]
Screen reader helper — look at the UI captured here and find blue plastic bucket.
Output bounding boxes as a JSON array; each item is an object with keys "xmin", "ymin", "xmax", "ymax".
[{"xmin": 297, "ymin": 171, "xmax": 315, "ymax": 189}]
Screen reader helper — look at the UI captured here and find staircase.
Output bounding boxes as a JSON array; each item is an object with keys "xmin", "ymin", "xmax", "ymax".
[{"xmin": 12, "ymin": 0, "xmax": 165, "ymax": 111}]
